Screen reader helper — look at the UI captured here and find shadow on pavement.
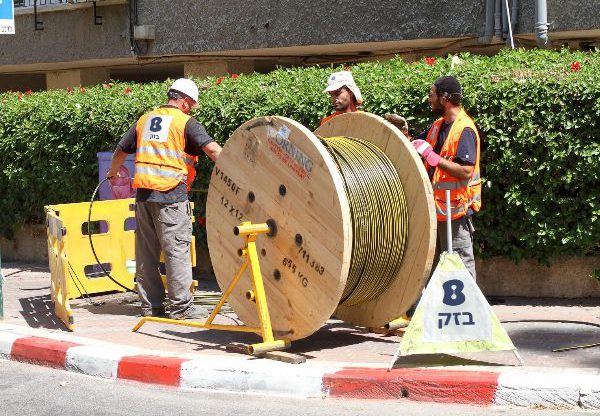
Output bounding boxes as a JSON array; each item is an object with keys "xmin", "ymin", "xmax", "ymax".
[
  {"xmin": 74, "ymin": 292, "xmax": 141, "ymax": 316},
  {"xmin": 292, "ymin": 322, "xmax": 398, "ymax": 358},
  {"xmin": 18, "ymin": 295, "xmax": 66, "ymax": 330},
  {"xmin": 504, "ymin": 320, "xmax": 600, "ymax": 351},
  {"xmin": 391, "ymin": 353, "xmax": 506, "ymax": 369},
  {"xmin": 3, "ymin": 265, "xmax": 49, "ymax": 278},
  {"xmin": 132, "ymin": 319, "xmax": 398, "ymax": 358},
  {"xmin": 134, "ymin": 329, "xmax": 241, "ymax": 354},
  {"xmin": 75, "ymin": 301, "xmax": 140, "ymax": 316}
]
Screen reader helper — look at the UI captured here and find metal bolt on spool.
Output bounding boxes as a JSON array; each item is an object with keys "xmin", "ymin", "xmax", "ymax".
[{"xmin": 206, "ymin": 112, "xmax": 437, "ymax": 341}]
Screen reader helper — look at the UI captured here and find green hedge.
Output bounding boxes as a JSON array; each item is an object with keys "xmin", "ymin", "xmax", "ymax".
[{"xmin": 0, "ymin": 49, "xmax": 599, "ymax": 263}]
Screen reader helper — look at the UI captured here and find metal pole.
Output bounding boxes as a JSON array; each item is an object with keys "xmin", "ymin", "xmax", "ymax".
[
  {"xmin": 0, "ymin": 247, "xmax": 4, "ymax": 319},
  {"xmin": 446, "ymin": 189, "xmax": 453, "ymax": 253},
  {"xmin": 534, "ymin": 0, "xmax": 550, "ymax": 47},
  {"xmin": 504, "ymin": 0, "xmax": 515, "ymax": 49}
]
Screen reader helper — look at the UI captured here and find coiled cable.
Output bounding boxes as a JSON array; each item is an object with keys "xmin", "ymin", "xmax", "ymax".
[{"xmin": 320, "ymin": 136, "xmax": 409, "ymax": 306}]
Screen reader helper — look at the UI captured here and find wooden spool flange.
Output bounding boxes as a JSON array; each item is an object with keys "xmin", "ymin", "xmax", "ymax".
[{"xmin": 206, "ymin": 113, "xmax": 436, "ymax": 341}]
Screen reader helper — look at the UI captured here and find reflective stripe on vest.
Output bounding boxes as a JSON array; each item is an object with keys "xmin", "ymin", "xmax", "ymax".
[
  {"xmin": 469, "ymin": 193, "xmax": 482, "ymax": 203},
  {"xmin": 432, "ymin": 172, "xmax": 481, "ymax": 191},
  {"xmin": 137, "ymin": 146, "xmax": 196, "ymax": 166},
  {"xmin": 134, "ymin": 165, "xmax": 187, "ymax": 181},
  {"xmin": 433, "ymin": 180, "xmax": 469, "ymax": 191},
  {"xmin": 132, "ymin": 107, "xmax": 196, "ymax": 192},
  {"xmin": 138, "ymin": 146, "xmax": 186, "ymax": 161},
  {"xmin": 435, "ymin": 202, "xmax": 465, "ymax": 216}
]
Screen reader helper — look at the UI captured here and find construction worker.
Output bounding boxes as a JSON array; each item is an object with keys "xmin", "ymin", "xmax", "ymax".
[
  {"xmin": 321, "ymin": 70, "xmax": 363, "ymax": 125},
  {"xmin": 389, "ymin": 76, "xmax": 481, "ymax": 279},
  {"xmin": 384, "ymin": 114, "xmax": 410, "ymax": 139},
  {"xmin": 107, "ymin": 78, "xmax": 222, "ymax": 319}
]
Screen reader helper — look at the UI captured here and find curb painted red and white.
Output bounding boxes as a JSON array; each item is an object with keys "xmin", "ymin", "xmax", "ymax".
[{"xmin": 1, "ymin": 323, "xmax": 599, "ymax": 410}]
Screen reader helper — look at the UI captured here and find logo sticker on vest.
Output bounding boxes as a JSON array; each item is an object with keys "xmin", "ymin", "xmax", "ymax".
[{"xmin": 141, "ymin": 115, "xmax": 173, "ymax": 143}]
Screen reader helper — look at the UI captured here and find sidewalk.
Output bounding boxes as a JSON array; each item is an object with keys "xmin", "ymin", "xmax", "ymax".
[{"xmin": 2, "ymin": 262, "xmax": 600, "ymax": 410}]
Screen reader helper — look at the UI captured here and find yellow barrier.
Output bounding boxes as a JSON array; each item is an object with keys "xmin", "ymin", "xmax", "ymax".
[{"xmin": 45, "ymin": 198, "xmax": 196, "ymax": 330}]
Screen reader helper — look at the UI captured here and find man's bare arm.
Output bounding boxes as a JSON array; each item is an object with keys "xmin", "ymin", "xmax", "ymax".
[{"xmin": 203, "ymin": 141, "xmax": 222, "ymax": 162}]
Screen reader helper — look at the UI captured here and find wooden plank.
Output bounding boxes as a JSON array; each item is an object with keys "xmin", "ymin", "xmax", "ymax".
[
  {"xmin": 264, "ymin": 350, "xmax": 306, "ymax": 364},
  {"xmin": 226, "ymin": 342, "xmax": 306, "ymax": 364},
  {"xmin": 225, "ymin": 342, "xmax": 250, "ymax": 355}
]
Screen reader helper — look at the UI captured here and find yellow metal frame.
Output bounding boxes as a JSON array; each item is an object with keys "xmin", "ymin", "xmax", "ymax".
[
  {"xmin": 133, "ymin": 221, "xmax": 291, "ymax": 355},
  {"xmin": 45, "ymin": 198, "xmax": 196, "ymax": 331}
]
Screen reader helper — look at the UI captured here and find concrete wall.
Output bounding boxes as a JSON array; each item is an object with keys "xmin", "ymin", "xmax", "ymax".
[
  {"xmin": 524, "ymin": 0, "xmax": 600, "ymax": 32},
  {"xmin": 0, "ymin": 3, "xmax": 131, "ymax": 67},
  {"xmin": 3, "ymin": 225, "xmax": 599, "ymax": 298},
  {"xmin": 0, "ymin": 224, "xmax": 48, "ymax": 264},
  {"xmin": 2, "ymin": 1, "xmax": 599, "ymax": 71},
  {"xmin": 477, "ymin": 257, "xmax": 600, "ymax": 298},
  {"xmin": 137, "ymin": 0, "xmax": 600, "ymax": 55},
  {"xmin": 0, "ymin": 73, "xmax": 46, "ymax": 91},
  {"xmin": 137, "ymin": 0, "xmax": 485, "ymax": 55}
]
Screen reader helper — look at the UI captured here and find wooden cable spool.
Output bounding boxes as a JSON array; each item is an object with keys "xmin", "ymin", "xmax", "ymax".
[{"xmin": 206, "ymin": 112, "xmax": 436, "ymax": 341}]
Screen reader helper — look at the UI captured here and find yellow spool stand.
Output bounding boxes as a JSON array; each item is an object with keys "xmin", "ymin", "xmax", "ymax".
[{"xmin": 132, "ymin": 221, "xmax": 290, "ymax": 356}]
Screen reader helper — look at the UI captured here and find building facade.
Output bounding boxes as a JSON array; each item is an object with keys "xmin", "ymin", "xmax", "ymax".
[{"xmin": 1, "ymin": 0, "xmax": 599, "ymax": 91}]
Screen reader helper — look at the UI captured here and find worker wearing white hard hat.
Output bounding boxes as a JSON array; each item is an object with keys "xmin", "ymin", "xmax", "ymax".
[
  {"xmin": 169, "ymin": 78, "xmax": 200, "ymax": 108},
  {"xmin": 321, "ymin": 70, "xmax": 364, "ymax": 126},
  {"xmin": 107, "ymin": 78, "xmax": 222, "ymax": 320}
]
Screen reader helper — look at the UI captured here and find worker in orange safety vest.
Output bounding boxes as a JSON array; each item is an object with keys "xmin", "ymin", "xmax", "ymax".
[
  {"xmin": 107, "ymin": 78, "xmax": 222, "ymax": 319},
  {"xmin": 320, "ymin": 70, "xmax": 363, "ymax": 126},
  {"xmin": 388, "ymin": 76, "xmax": 481, "ymax": 280}
]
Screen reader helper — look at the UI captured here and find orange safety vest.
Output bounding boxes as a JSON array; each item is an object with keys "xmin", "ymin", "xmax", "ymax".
[
  {"xmin": 132, "ymin": 107, "xmax": 198, "ymax": 192},
  {"xmin": 320, "ymin": 111, "xmax": 344, "ymax": 126},
  {"xmin": 320, "ymin": 110, "xmax": 363, "ymax": 126},
  {"xmin": 425, "ymin": 109, "xmax": 482, "ymax": 221}
]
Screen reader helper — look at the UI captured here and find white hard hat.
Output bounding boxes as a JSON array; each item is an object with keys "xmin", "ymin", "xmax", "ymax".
[
  {"xmin": 169, "ymin": 78, "xmax": 199, "ymax": 103},
  {"xmin": 324, "ymin": 71, "xmax": 363, "ymax": 105}
]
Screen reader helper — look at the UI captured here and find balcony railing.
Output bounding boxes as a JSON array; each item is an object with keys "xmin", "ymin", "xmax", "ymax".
[{"xmin": 14, "ymin": 0, "xmax": 91, "ymax": 7}]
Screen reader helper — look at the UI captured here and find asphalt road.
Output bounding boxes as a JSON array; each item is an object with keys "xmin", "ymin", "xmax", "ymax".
[{"xmin": 0, "ymin": 360, "xmax": 586, "ymax": 416}]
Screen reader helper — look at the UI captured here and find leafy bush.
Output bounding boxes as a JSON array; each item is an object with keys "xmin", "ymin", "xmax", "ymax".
[{"xmin": 0, "ymin": 49, "xmax": 598, "ymax": 262}]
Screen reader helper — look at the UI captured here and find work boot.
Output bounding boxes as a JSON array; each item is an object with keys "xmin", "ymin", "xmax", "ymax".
[
  {"xmin": 140, "ymin": 307, "xmax": 166, "ymax": 317},
  {"xmin": 170, "ymin": 305, "xmax": 209, "ymax": 321}
]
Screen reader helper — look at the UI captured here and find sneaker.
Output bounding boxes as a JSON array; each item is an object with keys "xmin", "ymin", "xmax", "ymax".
[
  {"xmin": 140, "ymin": 307, "xmax": 166, "ymax": 317},
  {"xmin": 170, "ymin": 305, "xmax": 209, "ymax": 321}
]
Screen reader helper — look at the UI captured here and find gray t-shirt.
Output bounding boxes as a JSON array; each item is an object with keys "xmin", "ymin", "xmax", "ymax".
[{"xmin": 118, "ymin": 106, "xmax": 214, "ymax": 203}]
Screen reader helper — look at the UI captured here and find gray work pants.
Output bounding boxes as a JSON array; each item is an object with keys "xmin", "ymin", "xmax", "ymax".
[
  {"xmin": 135, "ymin": 201, "xmax": 193, "ymax": 316},
  {"xmin": 437, "ymin": 216, "xmax": 477, "ymax": 280}
]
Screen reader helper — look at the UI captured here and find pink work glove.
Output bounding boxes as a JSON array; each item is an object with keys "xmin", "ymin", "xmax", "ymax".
[
  {"xmin": 412, "ymin": 139, "xmax": 441, "ymax": 167},
  {"xmin": 108, "ymin": 166, "xmax": 134, "ymax": 199}
]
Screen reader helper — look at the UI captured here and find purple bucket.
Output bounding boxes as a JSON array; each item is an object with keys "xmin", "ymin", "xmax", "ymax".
[
  {"xmin": 97, "ymin": 152, "xmax": 137, "ymax": 233},
  {"xmin": 97, "ymin": 152, "xmax": 136, "ymax": 201}
]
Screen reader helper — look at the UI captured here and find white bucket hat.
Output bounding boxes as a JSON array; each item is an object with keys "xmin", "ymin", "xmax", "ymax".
[{"xmin": 324, "ymin": 71, "xmax": 363, "ymax": 105}]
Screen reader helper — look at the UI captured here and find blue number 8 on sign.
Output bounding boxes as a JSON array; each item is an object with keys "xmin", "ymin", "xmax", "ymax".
[
  {"xmin": 149, "ymin": 117, "xmax": 163, "ymax": 132},
  {"xmin": 442, "ymin": 279, "xmax": 466, "ymax": 306}
]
